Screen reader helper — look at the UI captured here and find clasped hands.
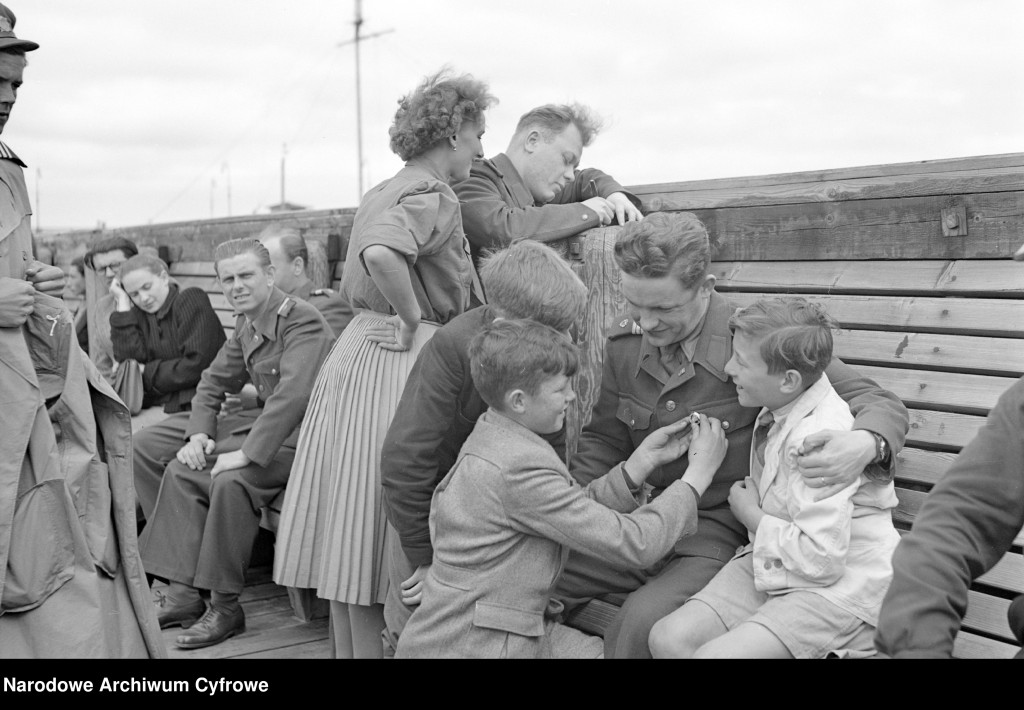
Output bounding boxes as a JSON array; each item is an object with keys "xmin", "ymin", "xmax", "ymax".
[{"xmin": 176, "ymin": 433, "xmax": 250, "ymax": 477}]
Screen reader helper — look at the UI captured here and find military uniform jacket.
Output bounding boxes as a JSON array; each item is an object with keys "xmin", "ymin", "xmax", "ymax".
[
  {"xmin": 185, "ymin": 286, "xmax": 333, "ymax": 467},
  {"xmin": 454, "ymin": 153, "xmax": 643, "ymax": 263},
  {"xmin": 571, "ymin": 290, "xmax": 910, "ymax": 563},
  {"xmin": 287, "ymin": 278, "xmax": 353, "ymax": 340}
]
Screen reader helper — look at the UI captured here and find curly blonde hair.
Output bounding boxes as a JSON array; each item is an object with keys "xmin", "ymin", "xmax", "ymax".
[{"xmin": 388, "ymin": 68, "xmax": 497, "ymax": 161}]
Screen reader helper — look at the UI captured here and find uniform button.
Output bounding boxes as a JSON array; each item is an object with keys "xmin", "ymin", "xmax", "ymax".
[
  {"xmin": 580, "ymin": 214, "xmax": 589, "ymax": 221},
  {"xmin": 271, "ymin": 368, "xmax": 277, "ymax": 375},
  {"xmin": 773, "ymin": 559, "xmax": 784, "ymax": 569},
  {"xmin": 259, "ymin": 385, "xmax": 265, "ymax": 391},
  {"xmin": 619, "ymin": 319, "xmax": 628, "ymax": 328},
  {"xmin": 763, "ymin": 561, "xmax": 772, "ymax": 570},
  {"xmin": 665, "ymin": 401, "xmax": 676, "ymax": 412},
  {"xmin": 630, "ymin": 419, "xmax": 636, "ymax": 426}
]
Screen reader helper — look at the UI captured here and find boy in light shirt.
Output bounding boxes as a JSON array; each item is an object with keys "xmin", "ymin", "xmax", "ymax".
[{"xmin": 648, "ymin": 297, "xmax": 901, "ymax": 659}]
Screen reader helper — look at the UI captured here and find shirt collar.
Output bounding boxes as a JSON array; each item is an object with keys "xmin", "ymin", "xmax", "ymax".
[
  {"xmin": 401, "ymin": 159, "xmax": 448, "ymax": 183},
  {"xmin": 766, "ymin": 372, "xmax": 833, "ymax": 434},
  {"xmin": 0, "ymin": 140, "xmax": 27, "ymax": 168},
  {"xmin": 635, "ymin": 290, "xmax": 732, "ymax": 382},
  {"xmin": 246, "ymin": 286, "xmax": 288, "ymax": 342}
]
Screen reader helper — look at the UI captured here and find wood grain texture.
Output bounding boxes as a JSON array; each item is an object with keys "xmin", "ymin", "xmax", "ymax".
[
  {"xmin": 628, "ymin": 153, "xmax": 1024, "ymax": 198},
  {"xmin": 724, "ymin": 292, "xmax": 1024, "ymax": 337},
  {"xmin": 694, "ymin": 191, "xmax": 1024, "ymax": 261},
  {"xmin": 712, "ymin": 259, "xmax": 1024, "ymax": 296},
  {"xmin": 638, "ymin": 169, "xmax": 1024, "ymax": 212},
  {"xmin": 834, "ymin": 329, "xmax": 1024, "ymax": 377}
]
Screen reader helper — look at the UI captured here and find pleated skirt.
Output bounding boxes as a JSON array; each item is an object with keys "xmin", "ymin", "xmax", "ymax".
[{"xmin": 272, "ymin": 311, "xmax": 439, "ymax": 606}]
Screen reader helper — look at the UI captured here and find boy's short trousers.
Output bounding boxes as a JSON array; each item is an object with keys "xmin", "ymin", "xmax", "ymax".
[{"xmin": 688, "ymin": 553, "xmax": 877, "ymax": 659}]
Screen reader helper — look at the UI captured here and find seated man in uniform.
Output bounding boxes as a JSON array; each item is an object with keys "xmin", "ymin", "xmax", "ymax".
[
  {"xmin": 258, "ymin": 224, "xmax": 353, "ymax": 338},
  {"xmin": 455, "ymin": 103, "xmax": 644, "ymax": 265},
  {"xmin": 135, "ymin": 237, "xmax": 333, "ymax": 650},
  {"xmin": 555, "ymin": 211, "xmax": 910, "ymax": 658}
]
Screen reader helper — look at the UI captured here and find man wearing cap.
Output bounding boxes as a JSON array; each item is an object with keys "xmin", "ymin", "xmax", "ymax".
[
  {"xmin": 455, "ymin": 103, "xmax": 644, "ymax": 266},
  {"xmin": 0, "ymin": 3, "xmax": 164, "ymax": 658},
  {"xmin": 874, "ymin": 242, "xmax": 1024, "ymax": 659}
]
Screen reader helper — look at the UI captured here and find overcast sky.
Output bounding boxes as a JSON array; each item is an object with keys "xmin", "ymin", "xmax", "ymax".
[{"xmin": 11, "ymin": 0, "xmax": 1024, "ymax": 231}]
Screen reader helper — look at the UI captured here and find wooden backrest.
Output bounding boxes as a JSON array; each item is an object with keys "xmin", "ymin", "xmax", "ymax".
[{"xmin": 562, "ymin": 153, "xmax": 1024, "ymax": 658}]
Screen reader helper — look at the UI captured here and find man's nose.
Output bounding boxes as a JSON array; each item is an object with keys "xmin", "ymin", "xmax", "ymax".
[{"xmin": 637, "ymin": 312, "xmax": 659, "ymax": 331}]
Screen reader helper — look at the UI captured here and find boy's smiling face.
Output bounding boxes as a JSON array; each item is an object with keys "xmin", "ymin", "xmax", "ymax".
[
  {"xmin": 725, "ymin": 331, "xmax": 790, "ymax": 411},
  {"xmin": 518, "ymin": 373, "xmax": 576, "ymax": 435}
]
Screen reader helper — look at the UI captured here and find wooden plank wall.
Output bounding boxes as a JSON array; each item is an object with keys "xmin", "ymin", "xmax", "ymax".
[{"xmin": 563, "ymin": 152, "xmax": 1024, "ymax": 657}]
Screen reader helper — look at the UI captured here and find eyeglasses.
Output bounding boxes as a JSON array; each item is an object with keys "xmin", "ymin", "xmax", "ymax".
[{"xmin": 95, "ymin": 261, "xmax": 126, "ymax": 274}]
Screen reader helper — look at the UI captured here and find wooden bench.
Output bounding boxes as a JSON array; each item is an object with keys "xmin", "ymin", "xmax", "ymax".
[{"xmin": 560, "ymin": 153, "xmax": 1024, "ymax": 658}]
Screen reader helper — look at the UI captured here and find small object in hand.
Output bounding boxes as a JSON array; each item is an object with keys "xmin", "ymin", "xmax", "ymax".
[{"xmin": 589, "ymin": 179, "xmax": 598, "ymax": 197}]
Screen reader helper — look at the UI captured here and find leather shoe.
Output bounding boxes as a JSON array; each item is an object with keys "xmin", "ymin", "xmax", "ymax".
[
  {"xmin": 175, "ymin": 605, "xmax": 246, "ymax": 649},
  {"xmin": 154, "ymin": 590, "xmax": 207, "ymax": 630}
]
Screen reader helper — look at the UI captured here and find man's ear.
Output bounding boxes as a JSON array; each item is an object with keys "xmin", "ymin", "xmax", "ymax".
[
  {"xmin": 522, "ymin": 129, "xmax": 543, "ymax": 154},
  {"xmin": 265, "ymin": 265, "xmax": 277, "ymax": 285},
  {"xmin": 506, "ymin": 388, "xmax": 528, "ymax": 414},
  {"xmin": 699, "ymin": 273, "xmax": 717, "ymax": 296},
  {"xmin": 779, "ymin": 369, "xmax": 803, "ymax": 395},
  {"xmin": 292, "ymin": 257, "xmax": 306, "ymax": 276}
]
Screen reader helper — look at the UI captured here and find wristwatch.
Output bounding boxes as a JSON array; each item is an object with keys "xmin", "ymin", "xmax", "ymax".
[{"xmin": 870, "ymin": 431, "xmax": 890, "ymax": 465}]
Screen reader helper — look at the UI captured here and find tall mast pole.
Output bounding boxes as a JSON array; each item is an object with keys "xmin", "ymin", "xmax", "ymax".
[
  {"xmin": 354, "ymin": 0, "xmax": 364, "ymax": 198},
  {"xmin": 338, "ymin": 1, "xmax": 393, "ymax": 202}
]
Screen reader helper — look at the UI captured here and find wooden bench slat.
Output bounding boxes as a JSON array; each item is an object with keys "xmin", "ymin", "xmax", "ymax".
[
  {"xmin": 894, "ymin": 488, "xmax": 1024, "ymax": 549},
  {"xmin": 712, "ymin": 260, "xmax": 1024, "ymax": 296},
  {"xmin": 855, "ymin": 365, "xmax": 1016, "ymax": 414},
  {"xmin": 951, "ymin": 631, "xmax": 1020, "ymax": 659},
  {"xmin": 723, "ymin": 292, "xmax": 1024, "ymax": 338},
  {"xmin": 833, "ymin": 330, "xmax": 1024, "ymax": 377},
  {"xmin": 905, "ymin": 410, "xmax": 987, "ymax": 451},
  {"xmin": 962, "ymin": 590, "xmax": 1015, "ymax": 643}
]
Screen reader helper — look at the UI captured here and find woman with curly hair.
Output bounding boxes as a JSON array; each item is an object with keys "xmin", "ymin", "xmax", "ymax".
[{"xmin": 272, "ymin": 68, "xmax": 496, "ymax": 658}]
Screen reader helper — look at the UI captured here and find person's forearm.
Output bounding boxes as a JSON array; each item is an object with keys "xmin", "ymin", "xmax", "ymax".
[{"xmin": 363, "ymin": 246, "xmax": 420, "ymax": 324}]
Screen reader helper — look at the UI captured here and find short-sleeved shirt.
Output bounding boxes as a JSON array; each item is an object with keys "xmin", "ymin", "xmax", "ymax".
[{"xmin": 339, "ymin": 163, "xmax": 479, "ymax": 326}]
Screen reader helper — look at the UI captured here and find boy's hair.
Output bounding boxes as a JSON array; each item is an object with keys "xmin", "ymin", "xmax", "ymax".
[
  {"xmin": 478, "ymin": 241, "xmax": 587, "ymax": 332},
  {"xmin": 469, "ymin": 319, "xmax": 579, "ymax": 410},
  {"xmin": 613, "ymin": 211, "xmax": 715, "ymax": 290},
  {"xmin": 728, "ymin": 297, "xmax": 837, "ymax": 383},
  {"xmin": 213, "ymin": 238, "xmax": 272, "ymax": 276},
  {"xmin": 119, "ymin": 254, "xmax": 169, "ymax": 278}
]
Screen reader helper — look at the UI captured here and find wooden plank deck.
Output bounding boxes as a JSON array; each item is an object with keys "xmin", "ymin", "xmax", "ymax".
[{"xmin": 154, "ymin": 565, "xmax": 331, "ymax": 660}]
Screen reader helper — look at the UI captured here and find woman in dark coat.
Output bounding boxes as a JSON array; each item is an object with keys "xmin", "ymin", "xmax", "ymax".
[{"xmin": 109, "ymin": 254, "xmax": 225, "ymax": 414}]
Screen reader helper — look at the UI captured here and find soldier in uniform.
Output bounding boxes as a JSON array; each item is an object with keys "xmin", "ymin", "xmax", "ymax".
[
  {"xmin": 555, "ymin": 211, "xmax": 911, "ymax": 658},
  {"xmin": 258, "ymin": 224, "xmax": 353, "ymax": 338},
  {"xmin": 455, "ymin": 103, "xmax": 644, "ymax": 265},
  {"xmin": 135, "ymin": 237, "xmax": 333, "ymax": 650}
]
